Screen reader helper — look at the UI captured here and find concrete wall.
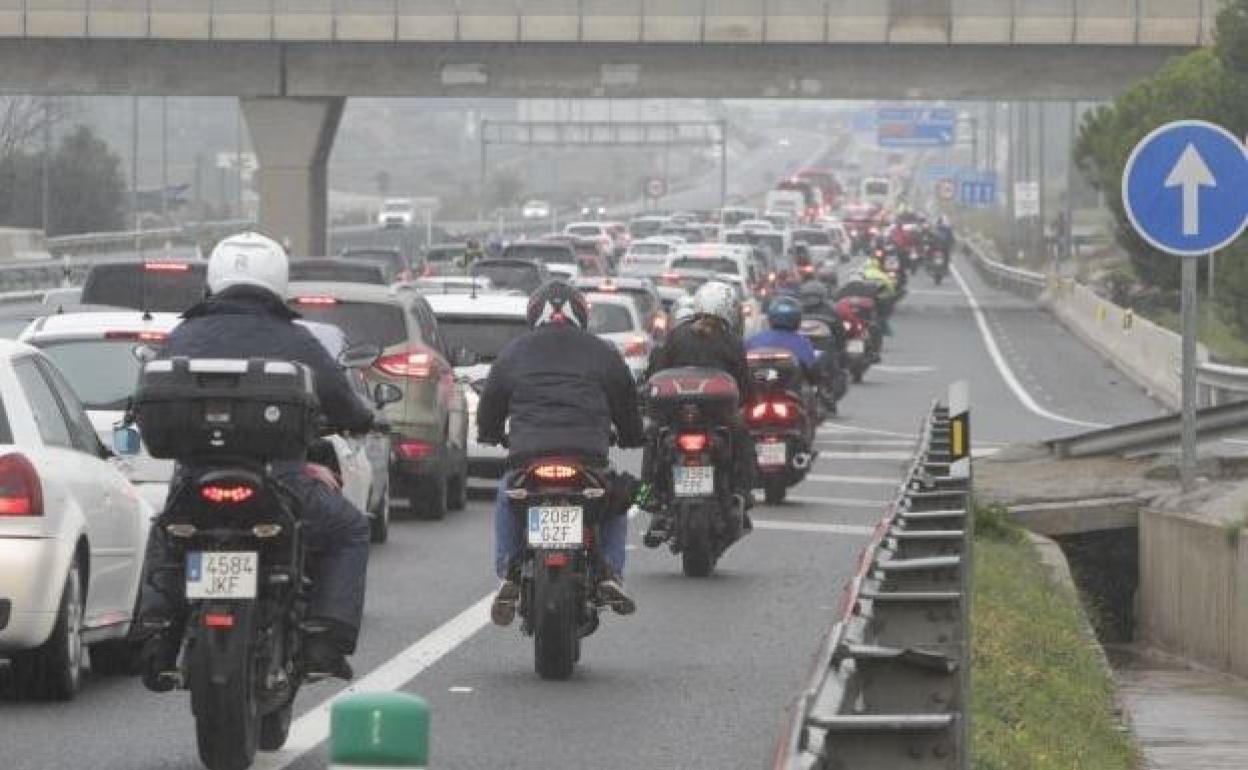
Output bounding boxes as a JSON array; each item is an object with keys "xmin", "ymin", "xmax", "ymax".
[
  {"xmin": 1138, "ymin": 508, "xmax": 1248, "ymax": 676},
  {"xmin": 1048, "ymin": 280, "xmax": 1202, "ymax": 410}
]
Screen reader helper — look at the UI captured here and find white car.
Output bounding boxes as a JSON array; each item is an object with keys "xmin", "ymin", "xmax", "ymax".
[
  {"xmin": 20, "ymin": 311, "xmax": 183, "ymax": 513},
  {"xmin": 563, "ymin": 222, "xmax": 616, "ymax": 257},
  {"xmin": 424, "ymin": 293, "xmax": 531, "ymax": 480},
  {"xmin": 378, "ymin": 198, "xmax": 415, "ymax": 229},
  {"xmin": 586, "ymin": 292, "xmax": 652, "ymax": 381},
  {"xmin": 411, "ymin": 276, "xmax": 499, "ymax": 295},
  {"xmin": 620, "ymin": 237, "xmax": 684, "ymax": 280},
  {"xmin": 522, "ymin": 199, "xmax": 552, "ymax": 220},
  {"xmin": 0, "ymin": 340, "xmax": 154, "ymax": 700}
]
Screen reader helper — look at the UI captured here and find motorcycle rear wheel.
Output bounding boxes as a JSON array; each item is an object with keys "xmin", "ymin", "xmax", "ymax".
[
  {"xmin": 532, "ymin": 561, "xmax": 578, "ymax": 680},
  {"xmin": 680, "ymin": 502, "xmax": 714, "ymax": 578},
  {"xmin": 764, "ymin": 480, "xmax": 788, "ymax": 505},
  {"xmin": 189, "ymin": 609, "xmax": 260, "ymax": 770},
  {"xmin": 259, "ymin": 702, "xmax": 293, "ymax": 751}
]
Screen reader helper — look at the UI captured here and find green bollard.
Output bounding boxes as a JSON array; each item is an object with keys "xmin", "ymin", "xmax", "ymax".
[{"xmin": 330, "ymin": 692, "xmax": 429, "ymax": 769}]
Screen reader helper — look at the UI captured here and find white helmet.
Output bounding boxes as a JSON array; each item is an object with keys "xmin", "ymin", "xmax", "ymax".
[
  {"xmin": 207, "ymin": 232, "xmax": 289, "ymax": 298},
  {"xmin": 672, "ymin": 294, "xmax": 698, "ymax": 323},
  {"xmin": 692, "ymin": 280, "xmax": 737, "ymax": 325}
]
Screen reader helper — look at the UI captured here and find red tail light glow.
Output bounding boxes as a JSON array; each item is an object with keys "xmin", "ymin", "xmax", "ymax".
[
  {"xmin": 203, "ymin": 613, "xmax": 235, "ymax": 628},
  {"xmin": 396, "ymin": 440, "xmax": 434, "ymax": 460},
  {"xmin": 621, "ymin": 336, "xmax": 648, "ymax": 357},
  {"xmin": 377, "ymin": 348, "xmax": 434, "ymax": 378},
  {"xmin": 144, "ymin": 261, "xmax": 190, "ymax": 272},
  {"xmin": 746, "ymin": 400, "xmax": 797, "ymax": 424},
  {"xmin": 201, "ymin": 485, "xmax": 256, "ymax": 504},
  {"xmin": 676, "ymin": 433, "xmax": 708, "ymax": 454},
  {"xmin": 0, "ymin": 453, "xmax": 42, "ymax": 516},
  {"xmin": 295, "ymin": 296, "xmax": 337, "ymax": 306},
  {"xmin": 661, "ymin": 272, "xmax": 681, "ymax": 286},
  {"xmin": 544, "ymin": 552, "xmax": 571, "ymax": 567},
  {"xmin": 533, "ymin": 463, "xmax": 579, "ymax": 481},
  {"xmin": 104, "ymin": 330, "xmax": 168, "ymax": 342}
]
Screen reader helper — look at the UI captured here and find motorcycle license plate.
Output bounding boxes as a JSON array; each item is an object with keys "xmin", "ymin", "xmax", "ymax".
[
  {"xmin": 757, "ymin": 441, "xmax": 788, "ymax": 467},
  {"xmin": 673, "ymin": 466, "xmax": 714, "ymax": 497},
  {"xmin": 186, "ymin": 552, "xmax": 258, "ymax": 600},
  {"xmin": 847, "ymin": 339, "xmax": 866, "ymax": 355},
  {"xmin": 527, "ymin": 506, "xmax": 583, "ymax": 548}
]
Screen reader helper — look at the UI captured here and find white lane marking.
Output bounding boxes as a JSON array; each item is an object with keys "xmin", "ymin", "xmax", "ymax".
[
  {"xmin": 817, "ymin": 438, "xmax": 924, "ymax": 447},
  {"xmin": 906, "ymin": 288, "xmax": 962, "ymax": 297},
  {"xmin": 818, "ymin": 424, "xmax": 916, "ymax": 439},
  {"xmin": 950, "ymin": 264, "xmax": 1107, "ymax": 430},
  {"xmin": 765, "ymin": 494, "xmax": 891, "ymax": 507},
  {"xmin": 751, "ymin": 519, "xmax": 875, "ymax": 536},
  {"xmin": 817, "ymin": 448, "xmax": 1000, "ymax": 461},
  {"xmin": 872, "ymin": 365, "xmax": 938, "ymax": 374},
  {"xmin": 803, "ymin": 473, "xmax": 900, "ymax": 486},
  {"xmin": 448, "ymin": 686, "xmax": 474, "ymax": 694},
  {"xmin": 252, "ymin": 593, "xmax": 493, "ymax": 770}
]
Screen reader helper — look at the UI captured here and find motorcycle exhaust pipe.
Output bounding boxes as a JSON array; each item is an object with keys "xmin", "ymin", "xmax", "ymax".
[{"xmin": 792, "ymin": 452, "xmax": 813, "ymax": 470}]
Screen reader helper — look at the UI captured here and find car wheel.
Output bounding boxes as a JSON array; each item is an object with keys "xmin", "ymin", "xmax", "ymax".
[
  {"xmin": 12, "ymin": 559, "xmax": 85, "ymax": 701},
  {"xmin": 369, "ymin": 492, "xmax": 390, "ymax": 544}
]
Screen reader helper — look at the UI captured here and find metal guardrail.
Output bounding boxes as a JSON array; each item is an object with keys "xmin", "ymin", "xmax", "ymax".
[
  {"xmin": 773, "ymin": 384, "xmax": 972, "ymax": 770},
  {"xmin": 1046, "ymin": 400, "xmax": 1248, "ymax": 459}
]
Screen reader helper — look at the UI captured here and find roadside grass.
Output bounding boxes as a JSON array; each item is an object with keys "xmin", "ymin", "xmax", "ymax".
[
  {"xmin": 971, "ymin": 510, "xmax": 1137, "ymax": 770},
  {"xmin": 1152, "ymin": 304, "xmax": 1248, "ymax": 366}
]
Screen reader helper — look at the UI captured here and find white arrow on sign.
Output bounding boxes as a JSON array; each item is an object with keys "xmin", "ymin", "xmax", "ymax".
[{"xmin": 1165, "ymin": 143, "xmax": 1217, "ymax": 236}]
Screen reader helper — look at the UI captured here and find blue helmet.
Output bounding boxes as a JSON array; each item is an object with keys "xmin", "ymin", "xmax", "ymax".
[{"xmin": 767, "ymin": 295, "xmax": 802, "ymax": 331}]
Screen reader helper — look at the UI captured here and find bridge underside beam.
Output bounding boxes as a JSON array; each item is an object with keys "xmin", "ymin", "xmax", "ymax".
[
  {"xmin": 241, "ymin": 96, "xmax": 343, "ymax": 258},
  {"xmin": 0, "ymin": 40, "xmax": 1184, "ymax": 100}
]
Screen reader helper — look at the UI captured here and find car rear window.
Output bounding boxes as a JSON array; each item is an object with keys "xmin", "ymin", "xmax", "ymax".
[
  {"xmin": 80, "ymin": 262, "xmax": 207, "ymax": 312},
  {"xmin": 629, "ymin": 243, "xmax": 671, "ymax": 257},
  {"xmin": 567, "ymin": 225, "xmax": 601, "ymax": 237},
  {"xmin": 425, "ymin": 246, "xmax": 465, "ymax": 264},
  {"xmin": 503, "ymin": 244, "xmax": 575, "ymax": 264},
  {"xmin": 619, "ymin": 288, "xmax": 657, "ymax": 316},
  {"xmin": 436, "ymin": 316, "xmax": 529, "ymax": 363},
  {"xmin": 289, "ymin": 261, "xmax": 386, "ymax": 284},
  {"xmin": 792, "ymin": 230, "xmax": 832, "ymax": 245},
  {"xmin": 660, "ymin": 228, "xmax": 706, "ymax": 244},
  {"xmin": 289, "ymin": 300, "xmax": 410, "ymax": 348},
  {"xmin": 341, "ymin": 251, "xmax": 407, "ymax": 279},
  {"xmin": 588, "ymin": 303, "xmax": 634, "ymax": 335},
  {"xmin": 629, "ymin": 220, "xmax": 664, "ymax": 239},
  {"xmin": 472, "ymin": 262, "xmax": 544, "ymax": 294},
  {"xmin": 669, "ymin": 256, "xmax": 740, "ymax": 275},
  {"xmin": 577, "ymin": 255, "xmax": 605, "ymax": 276},
  {"xmin": 36, "ymin": 339, "xmax": 143, "ymax": 411}
]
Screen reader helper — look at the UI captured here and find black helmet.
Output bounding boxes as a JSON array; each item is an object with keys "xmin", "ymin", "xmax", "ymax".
[
  {"xmin": 798, "ymin": 279, "xmax": 829, "ymax": 312},
  {"xmin": 527, "ymin": 280, "xmax": 589, "ymax": 330}
]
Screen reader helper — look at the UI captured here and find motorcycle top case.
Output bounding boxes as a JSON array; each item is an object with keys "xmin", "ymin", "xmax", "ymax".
[
  {"xmin": 645, "ymin": 367, "xmax": 740, "ymax": 421},
  {"xmin": 134, "ymin": 357, "xmax": 319, "ymax": 461}
]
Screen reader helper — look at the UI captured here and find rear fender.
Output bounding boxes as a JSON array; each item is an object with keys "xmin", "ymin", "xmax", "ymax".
[{"xmin": 188, "ymin": 601, "xmax": 257, "ymax": 694}]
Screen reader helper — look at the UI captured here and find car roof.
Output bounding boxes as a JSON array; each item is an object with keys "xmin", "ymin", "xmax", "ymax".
[
  {"xmin": 288, "ymin": 280, "xmax": 408, "ymax": 304},
  {"xmin": 573, "ymin": 276, "xmax": 654, "ymax": 292},
  {"xmin": 585, "ymin": 291, "xmax": 640, "ymax": 315},
  {"xmin": 424, "ymin": 293, "xmax": 530, "ymax": 318},
  {"xmin": 22, "ymin": 310, "xmax": 183, "ymax": 340}
]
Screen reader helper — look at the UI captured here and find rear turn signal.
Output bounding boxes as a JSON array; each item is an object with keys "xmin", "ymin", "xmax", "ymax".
[
  {"xmin": 0, "ymin": 453, "xmax": 42, "ymax": 516},
  {"xmin": 200, "ymin": 485, "xmax": 256, "ymax": 504}
]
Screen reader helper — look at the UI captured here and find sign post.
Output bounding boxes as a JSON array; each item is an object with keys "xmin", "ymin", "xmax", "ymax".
[{"xmin": 1122, "ymin": 120, "xmax": 1248, "ymax": 490}]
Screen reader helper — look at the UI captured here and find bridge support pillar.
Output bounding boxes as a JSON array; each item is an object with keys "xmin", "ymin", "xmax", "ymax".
[{"xmin": 241, "ymin": 96, "xmax": 344, "ymax": 257}]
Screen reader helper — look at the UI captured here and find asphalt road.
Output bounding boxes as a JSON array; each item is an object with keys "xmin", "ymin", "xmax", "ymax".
[{"xmin": 0, "ymin": 247, "xmax": 1166, "ymax": 770}]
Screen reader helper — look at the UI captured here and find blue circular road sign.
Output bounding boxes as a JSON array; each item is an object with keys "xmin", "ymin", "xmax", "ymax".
[{"xmin": 1122, "ymin": 120, "xmax": 1248, "ymax": 257}]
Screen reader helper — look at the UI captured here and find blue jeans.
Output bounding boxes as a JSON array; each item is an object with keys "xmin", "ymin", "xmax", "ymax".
[{"xmin": 493, "ymin": 471, "xmax": 628, "ymax": 580}]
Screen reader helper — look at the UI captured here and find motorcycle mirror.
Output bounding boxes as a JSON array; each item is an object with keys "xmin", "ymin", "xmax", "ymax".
[{"xmin": 112, "ymin": 424, "xmax": 142, "ymax": 456}]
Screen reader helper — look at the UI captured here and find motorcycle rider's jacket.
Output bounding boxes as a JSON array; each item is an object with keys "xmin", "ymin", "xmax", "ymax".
[
  {"xmin": 645, "ymin": 314, "xmax": 750, "ymax": 395},
  {"xmin": 862, "ymin": 262, "xmax": 898, "ymax": 297},
  {"xmin": 478, "ymin": 322, "xmax": 645, "ymax": 468},
  {"xmin": 745, "ymin": 328, "xmax": 817, "ymax": 369},
  {"xmin": 162, "ymin": 285, "xmax": 374, "ymax": 433}
]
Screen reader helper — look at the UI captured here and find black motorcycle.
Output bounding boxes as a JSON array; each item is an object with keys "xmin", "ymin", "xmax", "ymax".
[
  {"xmin": 126, "ymin": 350, "xmax": 381, "ymax": 770},
  {"xmin": 642, "ymin": 367, "xmax": 746, "ymax": 577},
  {"xmin": 503, "ymin": 457, "xmax": 612, "ymax": 679},
  {"xmin": 924, "ymin": 242, "xmax": 951, "ymax": 285},
  {"xmin": 799, "ymin": 317, "xmax": 849, "ymax": 418},
  {"xmin": 744, "ymin": 350, "xmax": 816, "ymax": 505}
]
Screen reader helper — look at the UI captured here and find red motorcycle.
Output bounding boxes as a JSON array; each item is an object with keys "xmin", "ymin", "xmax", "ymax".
[
  {"xmin": 834, "ymin": 295, "xmax": 882, "ymax": 383},
  {"xmin": 744, "ymin": 349, "xmax": 815, "ymax": 505}
]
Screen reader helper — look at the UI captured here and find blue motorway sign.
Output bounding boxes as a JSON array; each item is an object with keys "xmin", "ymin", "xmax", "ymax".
[
  {"xmin": 1123, "ymin": 120, "xmax": 1248, "ymax": 257},
  {"xmin": 959, "ymin": 171, "xmax": 997, "ymax": 207},
  {"xmin": 878, "ymin": 108, "xmax": 957, "ymax": 148}
]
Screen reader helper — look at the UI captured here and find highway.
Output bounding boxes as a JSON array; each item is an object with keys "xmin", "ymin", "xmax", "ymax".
[{"xmin": 0, "ymin": 251, "xmax": 1163, "ymax": 770}]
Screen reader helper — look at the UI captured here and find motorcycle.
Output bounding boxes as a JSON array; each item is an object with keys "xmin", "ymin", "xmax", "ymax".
[
  {"xmin": 925, "ymin": 243, "xmax": 950, "ymax": 285},
  {"xmin": 799, "ymin": 317, "xmax": 849, "ymax": 418},
  {"xmin": 833, "ymin": 293, "xmax": 883, "ymax": 383},
  {"xmin": 642, "ymin": 367, "xmax": 746, "ymax": 577},
  {"xmin": 124, "ymin": 348, "xmax": 382, "ymax": 770},
  {"xmin": 503, "ymin": 456, "xmax": 613, "ymax": 679},
  {"xmin": 744, "ymin": 349, "xmax": 816, "ymax": 505}
]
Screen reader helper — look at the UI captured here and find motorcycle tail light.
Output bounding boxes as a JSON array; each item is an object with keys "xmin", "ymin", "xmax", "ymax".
[
  {"xmin": 396, "ymin": 440, "xmax": 434, "ymax": 460},
  {"xmin": 533, "ymin": 463, "xmax": 579, "ymax": 482},
  {"xmin": 201, "ymin": 485, "xmax": 256, "ymax": 504},
  {"xmin": 203, "ymin": 613, "xmax": 234, "ymax": 629},
  {"xmin": 544, "ymin": 553, "xmax": 571, "ymax": 568},
  {"xmin": 676, "ymin": 432, "xmax": 708, "ymax": 454}
]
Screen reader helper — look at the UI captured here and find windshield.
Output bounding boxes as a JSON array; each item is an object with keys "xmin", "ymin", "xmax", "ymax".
[
  {"xmin": 864, "ymin": 180, "xmax": 890, "ymax": 196},
  {"xmin": 669, "ymin": 256, "xmax": 740, "ymax": 275},
  {"xmin": 629, "ymin": 219, "xmax": 665, "ymax": 238},
  {"xmin": 289, "ymin": 261, "xmax": 386, "ymax": 284},
  {"xmin": 37, "ymin": 339, "xmax": 144, "ymax": 411},
  {"xmin": 288, "ymin": 301, "xmax": 409, "ymax": 347},
  {"xmin": 473, "ymin": 262, "xmax": 544, "ymax": 293},
  {"xmin": 425, "ymin": 246, "xmax": 465, "ymax": 263},
  {"xmin": 567, "ymin": 226, "xmax": 601, "ymax": 237},
  {"xmin": 503, "ymin": 244, "xmax": 574, "ymax": 264},
  {"xmin": 792, "ymin": 230, "xmax": 832, "ymax": 245},
  {"xmin": 588, "ymin": 303, "xmax": 634, "ymax": 334},
  {"xmin": 80, "ymin": 263, "xmax": 206, "ymax": 312},
  {"xmin": 629, "ymin": 243, "xmax": 671, "ymax": 257},
  {"xmin": 619, "ymin": 257, "xmax": 667, "ymax": 278},
  {"xmin": 436, "ymin": 316, "xmax": 528, "ymax": 363}
]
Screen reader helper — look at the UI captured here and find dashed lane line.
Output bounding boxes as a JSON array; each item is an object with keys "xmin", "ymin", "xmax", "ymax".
[
  {"xmin": 803, "ymin": 473, "xmax": 900, "ymax": 486},
  {"xmin": 751, "ymin": 519, "xmax": 875, "ymax": 536},
  {"xmin": 816, "ymin": 448, "xmax": 1000, "ymax": 461},
  {"xmin": 768, "ymin": 494, "xmax": 893, "ymax": 507},
  {"xmin": 949, "ymin": 263, "xmax": 1107, "ymax": 430}
]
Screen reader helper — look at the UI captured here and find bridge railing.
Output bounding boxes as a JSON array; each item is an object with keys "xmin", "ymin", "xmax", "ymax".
[
  {"xmin": 0, "ymin": 0, "xmax": 1215, "ymax": 44},
  {"xmin": 773, "ymin": 384, "xmax": 972, "ymax": 770}
]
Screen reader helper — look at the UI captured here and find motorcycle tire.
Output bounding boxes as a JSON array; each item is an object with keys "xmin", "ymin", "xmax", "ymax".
[
  {"xmin": 532, "ymin": 561, "xmax": 578, "ymax": 680},
  {"xmin": 679, "ymin": 502, "xmax": 714, "ymax": 578},
  {"xmin": 934, "ymin": 273, "xmax": 945, "ymax": 286},
  {"xmin": 851, "ymin": 364, "xmax": 866, "ymax": 384},
  {"xmin": 259, "ymin": 702, "xmax": 293, "ymax": 752},
  {"xmin": 764, "ymin": 480, "xmax": 788, "ymax": 505},
  {"xmin": 189, "ymin": 605, "xmax": 260, "ymax": 770}
]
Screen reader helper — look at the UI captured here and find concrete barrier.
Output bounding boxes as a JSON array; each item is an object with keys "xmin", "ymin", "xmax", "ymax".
[{"xmin": 1137, "ymin": 508, "xmax": 1248, "ymax": 676}]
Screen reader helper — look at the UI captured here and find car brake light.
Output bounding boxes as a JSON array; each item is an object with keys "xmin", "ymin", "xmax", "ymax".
[
  {"xmin": 396, "ymin": 440, "xmax": 434, "ymax": 460},
  {"xmin": 0, "ymin": 453, "xmax": 42, "ymax": 516},
  {"xmin": 800, "ymin": 264, "xmax": 816, "ymax": 276},
  {"xmin": 377, "ymin": 348, "xmax": 435, "ymax": 378},
  {"xmin": 203, "ymin": 613, "xmax": 235, "ymax": 628},
  {"xmin": 104, "ymin": 330, "xmax": 168, "ymax": 342},
  {"xmin": 201, "ymin": 485, "xmax": 256, "ymax": 504},
  {"xmin": 144, "ymin": 261, "xmax": 190, "ymax": 272},
  {"xmin": 295, "ymin": 296, "xmax": 337, "ymax": 305},
  {"xmin": 533, "ymin": 463, "xmax": 579, "ymax": 481},
  {"xmin": 622, "ymin": 336, "xmax": 648, "ymax": 357},
  {"xmin": 676, "ymin": 433, "xmax": 708, "ymax": 454},
  {"xmin": 652, "ymin": 315, "xmax": 668, "ymax": 332}
]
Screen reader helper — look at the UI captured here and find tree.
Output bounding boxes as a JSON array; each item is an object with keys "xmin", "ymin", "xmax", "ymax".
[{"xmin": 0, "ymin": 125, "xmax": 124, "ymax": 236}]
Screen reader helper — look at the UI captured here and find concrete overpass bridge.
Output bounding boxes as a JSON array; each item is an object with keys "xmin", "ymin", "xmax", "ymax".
[{"xmin": 0, "ymin": 0, "xmax": 1213, "ymax": 254}]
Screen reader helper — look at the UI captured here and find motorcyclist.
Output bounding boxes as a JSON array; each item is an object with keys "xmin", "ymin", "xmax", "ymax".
[
  {"xmin": 478, "ymin": 280, "xmax": 645, "ymax": 627},
  {"xmin": 137, "ymin": 232, "xmax": 375, "ymax": 690},
  {"xmin": 935, "ymin": 215, "xmax": 955, "ymax": 253},
  {"xmin": 797, "ymin": 280, "xmax": 849, "ymax": 415},
  {"xmin": 746, "ymin": 295, "xmax": 817, "ymax": 372},
  {"xmin": 642, "ymin": 281, "xmax": 755, "ymax": 543},
  {"xmin": 460, "ymin": 238, "xmax": 485, "ymax": 270}
]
